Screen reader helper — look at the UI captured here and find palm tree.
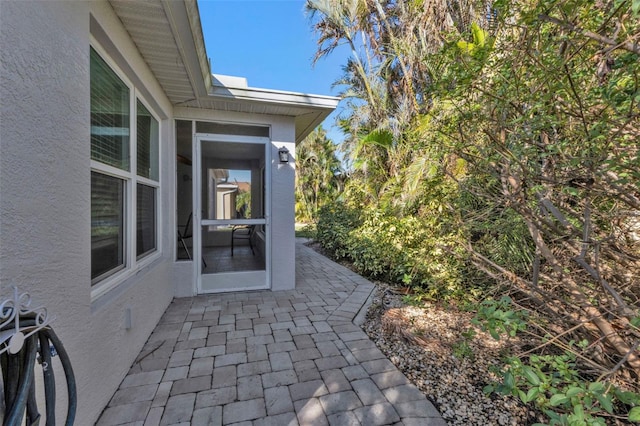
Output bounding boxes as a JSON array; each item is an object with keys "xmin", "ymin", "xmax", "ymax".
[
  {"xmin": 295, "ymin": 127, "xmax": 343, "ymax": 222},
  {"xmin": 307, "ymin": 0, "xmax": 479, "ymax": 130},
  {"xmin": 306, "ymin": 0, "xmax": 483, "ymax": 208}
]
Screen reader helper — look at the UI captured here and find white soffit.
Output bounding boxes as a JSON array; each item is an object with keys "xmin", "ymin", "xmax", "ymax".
[{"xmin": 109, "ymin": 0, "xmax": 211, "ymax": 105}]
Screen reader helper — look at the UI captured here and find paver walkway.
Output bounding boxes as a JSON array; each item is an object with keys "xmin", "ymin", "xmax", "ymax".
[{"xmin": 97, "ymin": 242, "xmax": 446, "ymax": 426}]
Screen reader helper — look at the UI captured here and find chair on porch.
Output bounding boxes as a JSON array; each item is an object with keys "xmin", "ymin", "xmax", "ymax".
[
  {"xmin": 231, "ymin": 225, "xmax": 256, "ymax": 256},
  {"xmin": 177, "ymin": 213, "xmax": 207, "ymax": 267}
]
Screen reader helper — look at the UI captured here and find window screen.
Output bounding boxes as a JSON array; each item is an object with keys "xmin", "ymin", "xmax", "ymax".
[
  {"xmin": 91, "ymin": 172, "xmax": 125, "ymax": 282},
  {"xmin": 90, "ymin": 47, "xmax": 130, "ymax": 171},
  {"xmin": 136, "ymin": 184, "xmax": 156, "ymax": 258},
  {"xmin": 137, "ymin": 100, "xmax": 159, "ymax": 181},
  {"xmin": 195, "ymin": 121, "xmax": 269, "ymax": 137}
]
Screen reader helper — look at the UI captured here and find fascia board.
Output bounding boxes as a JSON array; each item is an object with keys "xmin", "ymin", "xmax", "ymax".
[
  {"xmin": 184, "ymin": 0, "xmax": 213, "ymax": 92},
  {"xmin": 208, "ymin": 83, "xmax": 339, "ymax": 143},
  {"xmin": 162, "ymin": 0, "xmax": 212, "ymax": 98},
  {"xmin": 209, "ymin": 85, "xmax": 340, "ymax": 111}
]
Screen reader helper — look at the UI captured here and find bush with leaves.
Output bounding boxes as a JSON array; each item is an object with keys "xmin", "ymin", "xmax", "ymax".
[
  {"xmin": 487, "ymin": 353, "xmax": 640, "ymax": 425},
  {"xmin": 315, "ymin": 202, "xmax": 362, "ymax": 259},
  {"xmin": 476, "ymin": 298, "xmax": 640, "ymax": 424},
  {"xmin": 317, "ymin": 201, "xmax": 481, "ymax": 299},
  {"xmin": 432, "ymin": 0, "xmax": 640, "ymax": 377}
]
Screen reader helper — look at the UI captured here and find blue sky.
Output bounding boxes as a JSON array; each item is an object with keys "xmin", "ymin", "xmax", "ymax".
[{"xmin": 197, "ymin": 0, "xmax": 349, "ymax": 145}]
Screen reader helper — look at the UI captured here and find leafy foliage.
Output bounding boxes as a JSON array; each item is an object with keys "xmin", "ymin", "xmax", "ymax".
[
  {"xmin": 295, "ymin": 127, "xmax": 343, "ymax": 223},
  {"xmin": 315, "ymin": 202, "xmax": 362, "ymax": 259},
  {"xmin": 472, "ymin": 296, "xmax": 528, "ymax": 340},
  {"xmin": 307, "ymin": 0, "xmax": 640, "ymax": 421},
  {"xmin": 317, "ymin": 201, "xmax": 480, "ymax": 300},
  {"xmin": 485, "ymin": 353, "xmax": 640, "ymax": 425},
  {"xmin": 235, "ymin": 190, "xmax": 251, "ymax": 218}
]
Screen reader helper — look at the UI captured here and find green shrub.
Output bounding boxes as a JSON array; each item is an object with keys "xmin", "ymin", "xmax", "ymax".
[
  {"xmin": 316, "ymin": 203, "xmax": 362, "ymax": 259},
  {"xmin": 475, "ymin": 298, "xmax": 640, "ymax": 425},
  {"xmin": 347, "ymin": 211, "xmax": 463, "ymax": 292},
  {"xmin": 485, "ymin": 353, "xmax": 640, "ymax": 425},
  {"xmin": 316, "ymin": 201, "xmax": 477, "ymax": 299},
  {"xmin": 472, "ymin": 296, "xmax": 528, "ymax": 340}
]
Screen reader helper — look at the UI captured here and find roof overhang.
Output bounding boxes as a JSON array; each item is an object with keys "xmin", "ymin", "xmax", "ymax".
[
  {"xmin": 109, "ymin": 0, "xmax": 339, "ymax": 143},
  {"xmin": 193, "ymin": 75, "xmax": 339, "ymax": 143},
  {"xmin": 109, "ymin": 0, "xmax": 212, "ymax": 104}
]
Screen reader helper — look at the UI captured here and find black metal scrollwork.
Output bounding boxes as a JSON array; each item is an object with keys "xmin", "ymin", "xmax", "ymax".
[{"xmin": 1, "ymin": 289, "xmax": 76, "ymax": 426}]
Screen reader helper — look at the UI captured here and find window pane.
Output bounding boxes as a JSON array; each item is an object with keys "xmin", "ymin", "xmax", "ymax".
[
  {"xmin": 136, "ymin": 184, "xmax": 156, "ymax": 258},
  {"xmin": 176, "ymin": 120, "xmax": 192, "ymax": 260},
  {"xmin": 204, "ymin": 169, "xmax": 253, "ymax": 220},
  {"xmin": 91, "ymin": 172, "xmax": 125, "ymax": 282},
  {"xmin": 195, "ymin": 121, "xmax": 269, "ymax": 137},
  {"xmin": 137, "ymin": 100, "xmax": 159, "ymax": 180},
  {"xmin": 90, "ymin": 47, "xmax": 130, "ymax": 171}
]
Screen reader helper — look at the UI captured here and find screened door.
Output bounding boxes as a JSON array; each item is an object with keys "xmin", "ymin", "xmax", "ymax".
[{"xmin": 194, "ymin": 135, "xmax": 270, "ymax": 293}]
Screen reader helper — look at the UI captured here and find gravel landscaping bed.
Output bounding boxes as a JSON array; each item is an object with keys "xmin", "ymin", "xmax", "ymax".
[{"xmin": 360, "ymin": 283, "xmax": 544, "ymax": 425}]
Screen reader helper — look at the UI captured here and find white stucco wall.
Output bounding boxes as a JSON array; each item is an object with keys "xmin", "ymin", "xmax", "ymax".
[
  {"xmin": 269, "ymin": 117, "xmax": 297, "ymax": 291},
  {"xmin": 1, "ymin": 1, "xmax": 175, "ymax": 424}
]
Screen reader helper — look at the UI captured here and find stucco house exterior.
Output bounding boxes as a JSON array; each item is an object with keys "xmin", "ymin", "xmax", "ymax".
[{"xmin": 0, "ymin": 0, "xmax": 338, "ymax": 423}]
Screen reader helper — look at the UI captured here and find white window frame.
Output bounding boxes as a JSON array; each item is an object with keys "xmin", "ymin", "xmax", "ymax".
[
  {"xmin": 135, "ymin": 97, "xmax": 161, "ymax": 261},
  {"xmin": 90, "ymin": 40, "xmax": 162, "ymax": 301}
]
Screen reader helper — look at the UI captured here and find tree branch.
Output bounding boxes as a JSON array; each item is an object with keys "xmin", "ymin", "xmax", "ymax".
[{"xmin": 538, "ymin": 14, "xmax": 640, "ymax": 55}]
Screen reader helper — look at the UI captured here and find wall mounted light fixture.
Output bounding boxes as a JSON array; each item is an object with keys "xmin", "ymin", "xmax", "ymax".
[{"xmin": 278, "ymin": 146, "xmax": 290, "ymax": 163}]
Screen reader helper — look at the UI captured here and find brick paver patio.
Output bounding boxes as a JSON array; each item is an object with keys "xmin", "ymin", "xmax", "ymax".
[{"xmin": 96, "ymin": 241, "xmax": 446, "ymax": 425}]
